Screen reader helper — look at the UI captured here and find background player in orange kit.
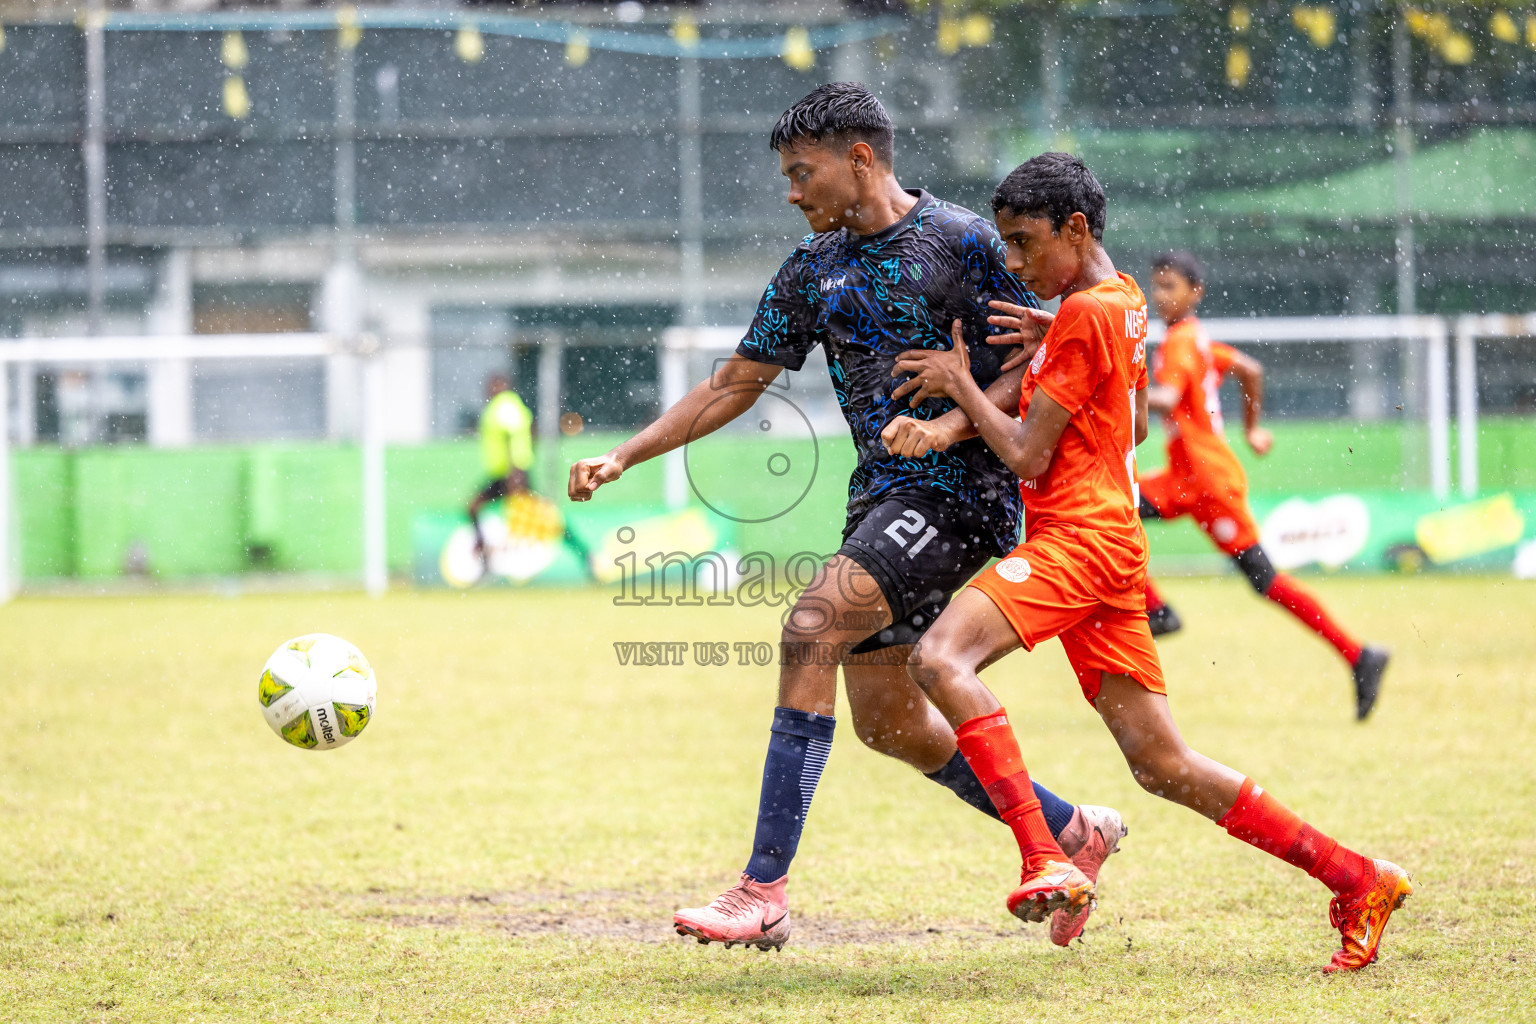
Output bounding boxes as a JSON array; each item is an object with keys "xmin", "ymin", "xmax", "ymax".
[
  {"xmin": 1138, "ymin": 251, "xmax": 1390, "ymax": 720},
  {"xmin": 883, "ymin": 154, "xmax": 1412, "ymax": 972}
]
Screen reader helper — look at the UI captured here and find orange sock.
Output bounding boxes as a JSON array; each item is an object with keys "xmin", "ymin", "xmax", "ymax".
[
  {"xmin": 955, "ymin": 710, "xmax": 1066, "ymax": 874},
  {"xmin": 1265, "ymin": 574, "xmax": 1363, "ymax": 665},
  {"xmin": 1144, "ymin": 577, "xmax": 1167, "ymax": 612},
  {"xmin": 1218, "ymin": 777, "xmax": 1369, "ymax": 895}
]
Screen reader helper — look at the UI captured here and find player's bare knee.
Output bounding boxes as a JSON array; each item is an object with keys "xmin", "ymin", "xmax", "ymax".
[
  {"xmin": 1129, "ymin": 759, "xmax": 1180, "ymax": 799},
  {"xmin": 1128, "ymin": 745, "xmax": 1200, "ymax": 800},
  {"xmin": 851, "ymin": 718, "xmax": 891, "ymax": 754},
  {"xmin": 1129, "ymin": 764, "xmax": 1166, "ymax": 796},
  {"xmin": 781, "ymin": 596, "xmax": 836, "ymax": 643},
  {"xmin": 846, "ymin": 699, "xmax": 888, "ymax": 749},
  {"xmin": 1104, "ymin": 712, "xmax": 1158, "ymax": 761},
  {"xmin": 778, "ymin": 595, "xmax": 841, "ymax": 666},
  {"xmin": 905, "ymin": 640, "xmax": 952, "ymax": 697}
]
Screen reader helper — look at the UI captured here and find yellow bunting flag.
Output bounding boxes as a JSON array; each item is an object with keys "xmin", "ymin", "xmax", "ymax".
[
  {"xmin": 566, "ymin": 31, "xmax": 589, "ymax": 67},
  {"xmin": 671, "ymin": 14, "xmax": 699, "ymax": 50},
  {"xmin": 221, "ymin": 30, "xmax": 248, "ymax": 70},
  {"xmin": 1490, "ymin": 10, "xmax": 1518, "ymax": 44},
  {"xmin": 1409, "ymin": 8, "xmax": 1473, "ymax": 65},
  {"xmin": 960, "ymin": 13, "xmax": 993, "ymax": 48},
  {"xmin": 1440, "ymin": 30, "xmax": 1473, "ymax": 63},
  {"xmin": 1226, "ymin": 44, "xmax": 1251, "ymax": 88},
  {"xmin": 223, "ymin": 75, "xmax": 250, "ymax": 119},
  {"xmin": 1407, "ymin": 8, "xmax": 1447, "ymax": 43},
  {"xmin": 936, "ymin": 16, "xmax": 961, "ymax": 56},
  {"xmin": 337, "ymin": 6, "xmax": 361, "ymax": 51},
  {"xmin": 782, "ymin": 26, "xmax": 814, "ymax": 70},
  {"xmin": 1291, "ymin": 6, "xmax": 1336, "ymax": 49},
  {"xmin": 455, "ymin": 24, "xmax": 484, "ymax": 64}
]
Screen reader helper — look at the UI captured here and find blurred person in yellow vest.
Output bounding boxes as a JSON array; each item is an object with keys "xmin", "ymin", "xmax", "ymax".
[{"xmin": 467, "ymin": 374, "xmax": 534, "ymax": 556}]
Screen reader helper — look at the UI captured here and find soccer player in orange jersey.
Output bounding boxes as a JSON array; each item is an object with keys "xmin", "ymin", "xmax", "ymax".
[
  {"xmin": 1138, "ymin": 251, "xmax": 1390, "ymax": 720},
  {"xmin": 882, "ymin": 153, "xmax": 1411, "ymax": 971}
]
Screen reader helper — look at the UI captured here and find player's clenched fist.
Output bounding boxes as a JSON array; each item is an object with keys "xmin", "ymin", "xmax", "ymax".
[
  {"xmin": 1246, "ymin": 426, "xmax": 1273, "ymax": 457},
  {"xmin": 568, "ymin": 452, "xmax": 625, "ymax": 501},
  {"xmin": 881, "ymin": 416, "xmax": 958, "ymax": 458}
]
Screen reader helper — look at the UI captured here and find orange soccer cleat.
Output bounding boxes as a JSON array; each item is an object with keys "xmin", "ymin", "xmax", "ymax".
[
  {"xmin": 1323, "ymin": 858, "xmax": 1414, "ymax": 972},
  {"xmin": 1007, "ymin": 860, "xmax": 1096, "ymax": 925}
]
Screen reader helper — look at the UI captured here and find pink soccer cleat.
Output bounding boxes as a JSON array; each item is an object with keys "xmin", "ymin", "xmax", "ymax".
[
  {"xmin": 673, "ymin": 873, "xmax": 791, "ymax": 951},
  {"xmin": 1050, "ymin": 804, "xmax": 1128, "ymax": 947}
]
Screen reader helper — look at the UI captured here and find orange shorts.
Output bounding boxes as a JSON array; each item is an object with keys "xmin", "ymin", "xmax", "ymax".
[
  {"xmin": 1139, "ymin": 469, "xmax": 1260, "ymax": 556},
  {"xmin": 968, "ymin": 540, "xmax": 1166, "ymax": 704}
]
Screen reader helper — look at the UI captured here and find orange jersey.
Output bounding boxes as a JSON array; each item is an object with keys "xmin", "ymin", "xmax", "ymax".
[
  {"xmin": 1155, "ymin": 316, "xmax": 1248, "ymax": 497},
  {"xmin": 1018, "ymin": 272, "xmax": 1149, "ymax": 608}
]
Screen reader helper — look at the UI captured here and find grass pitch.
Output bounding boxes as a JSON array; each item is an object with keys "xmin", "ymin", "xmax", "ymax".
[{"xmin": 2, "ymin": 575, "xmax": 1532, "ymax": 1022}]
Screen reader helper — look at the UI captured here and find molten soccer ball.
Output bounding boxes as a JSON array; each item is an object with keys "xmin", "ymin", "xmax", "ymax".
[{"xmin": 258, "ymin": 633, "xmax": 377, "ymax": 751}]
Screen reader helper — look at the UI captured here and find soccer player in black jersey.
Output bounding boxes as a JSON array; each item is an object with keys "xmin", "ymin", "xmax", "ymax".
[{"xmin": 568, "ymin": 84, "xmax": 1125, "ymax": 950}]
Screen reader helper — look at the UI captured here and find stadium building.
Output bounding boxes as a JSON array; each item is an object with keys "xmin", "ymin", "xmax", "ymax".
[{"xmin": 1, "ymin": 0, "xmax": 1533, "ymax": 580}]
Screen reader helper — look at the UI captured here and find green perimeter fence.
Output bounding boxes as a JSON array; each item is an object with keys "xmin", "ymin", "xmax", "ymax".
[{"xmin": 13, "ymin": 417, "xmax": 1536, "ymax": 582}]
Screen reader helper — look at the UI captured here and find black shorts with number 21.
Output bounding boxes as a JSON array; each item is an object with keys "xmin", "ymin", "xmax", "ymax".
[{"xmin": 837, "ymin": 489, "xmax": 1008, "ymax": 653}]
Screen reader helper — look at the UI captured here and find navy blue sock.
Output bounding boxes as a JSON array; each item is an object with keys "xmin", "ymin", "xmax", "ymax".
[
  {"xmin": 1035, "ymin": 778, "xmax": 1076, "ymax": 838},
  {"xmin": 925, "ymin": 749, "xmax": 1075, "ymax": 839},
  {"xmin": 924, "ymin": 749, "xmax": 1001, "ymax": 821},
  {"xmin": 743, "ymin": 707, "xmax": 835, "ymax": 883}
]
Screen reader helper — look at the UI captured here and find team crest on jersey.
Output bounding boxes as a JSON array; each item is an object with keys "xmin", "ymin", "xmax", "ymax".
[
  {"xmin": 1029, "ymin": 343, "xmax": 1047, "ymax": 375},
  {"xmin": 995, "ymin": 556, "xmax": 1032, "ymax": 583}
]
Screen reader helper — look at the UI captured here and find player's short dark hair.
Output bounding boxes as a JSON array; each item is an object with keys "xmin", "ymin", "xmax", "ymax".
[
  {"xmin": 769, "ymin": 82, "xmax": 896, "ymax": 167},
  {"xmin": 1151, "ymin": 250, "xmax": 1205, "ymax": 287},
  {"xmin": 991, "ymin": 153, "xmax": 1107, "ymax": 240}
]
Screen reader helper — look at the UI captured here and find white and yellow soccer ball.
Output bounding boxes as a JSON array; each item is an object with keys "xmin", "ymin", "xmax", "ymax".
[{"xmin": 258, "ymin": 633, "xmax": 377, "ymax": 751}]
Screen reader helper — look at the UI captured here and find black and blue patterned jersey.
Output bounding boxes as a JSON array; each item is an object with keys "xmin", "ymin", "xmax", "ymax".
[{"xmin": 736, "ymin": 190, "xmax": 1037, "ymax": 555}]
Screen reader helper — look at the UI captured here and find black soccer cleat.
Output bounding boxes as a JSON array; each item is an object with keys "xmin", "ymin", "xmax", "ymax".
[
  {"xmin": 1352, "ymin": 646, "xmax": 1390, "ymax": 721},
  {"xmin": 1147, "ymin": 604, "xmax": 1183, "ymax": 638}
]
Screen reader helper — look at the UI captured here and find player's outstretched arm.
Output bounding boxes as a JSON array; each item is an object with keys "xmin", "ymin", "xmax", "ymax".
[
  {"xmin": 568, "ymin": 354, "xmax": 783, "ymax": 501},
  {"xmin": 884, "ymin": 320, "xmax": 1070, "ymax": 480},
  {"xmin": 1227, "ymin": 350, "xmax": 1272, "ymax": 455}
]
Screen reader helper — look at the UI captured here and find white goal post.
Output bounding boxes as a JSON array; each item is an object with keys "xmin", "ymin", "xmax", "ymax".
[
  {"xmin": 1153, "ymin": 313, "xmax": 1536, "ymax": 500},
  {"xmin": 1156, "ymin": 315, "xmax": 1454, "ymax": 496},
  {"xmin": 665, "ymin": 313, "xmax": 1536, "ymax": 508},
  {"xmin": 0, "ymin": 332, "xmax": 389, "ymax": 602}
]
